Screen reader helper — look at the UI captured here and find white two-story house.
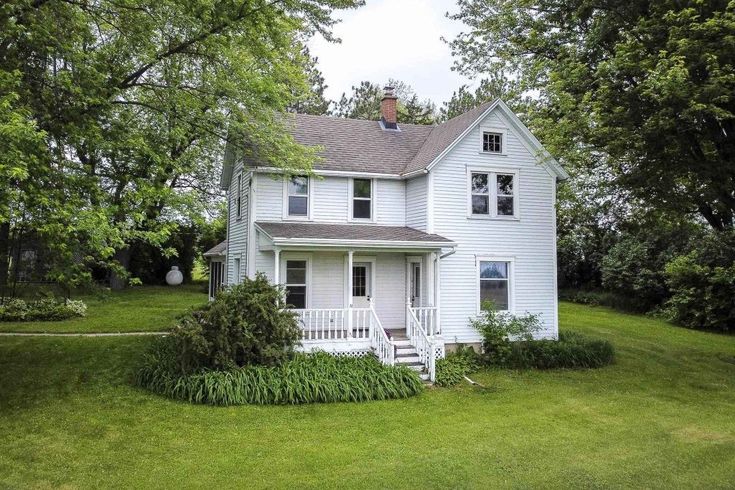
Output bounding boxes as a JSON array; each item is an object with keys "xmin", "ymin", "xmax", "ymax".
[{"xmin": 206, "ymin": 88, "xmax": 568, "ymax": 381}]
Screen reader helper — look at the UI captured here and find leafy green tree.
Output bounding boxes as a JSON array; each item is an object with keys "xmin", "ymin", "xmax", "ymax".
[
  {"xmin": 1, "ymin": 0, "xmax": 361, "ymax": 289},
  {"xmin": 440, "ymin": 70, "xmax": 529, "ymax": 121},
  {"xmin": 288, "ymin": 46, "xmax": 332, "ymax": 115},
  {"xmin": 333, "ymin": 79, "xmax": 436, "ymax": 124},
  {"xmin": 448, "ymin": 0, "xmax": 735, "ymax": 231}
]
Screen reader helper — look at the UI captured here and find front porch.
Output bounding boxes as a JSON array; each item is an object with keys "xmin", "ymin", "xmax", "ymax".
[{"xmin": 256, "ymin": 222, "xmax": 454, "ymax": 381}]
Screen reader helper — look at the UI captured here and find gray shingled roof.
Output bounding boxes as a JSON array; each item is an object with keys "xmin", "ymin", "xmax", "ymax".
[
  {"xmin": 404, "ymin": 101, "xmax": 494, "ymax": 174},
  {"xmin": 203, "ymin": 240, "xmax": 227, "ymax": 257},
  {"xmin": 263, "ymin": 101, "xmax": 495, "ymax": 176},
  {"xmin": 283, "ymin": 114, "xmax": 434, "ymax": 174},
  {"xmin": 256, "ymin": 222, "xmax": 453, "ymax": 244}
]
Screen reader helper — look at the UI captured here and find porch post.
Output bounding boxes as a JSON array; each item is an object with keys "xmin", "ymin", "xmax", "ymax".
[
  {"xmin": 273, "ymin": 247, "xmax": 281, "ymax": 285},
  {"xmin": 435, "ymin": 251, "xmax": 441, "ymax": 335},
  {"xmin": 347, "ymin": 250, "xmax": 353, "ymax": 338}
]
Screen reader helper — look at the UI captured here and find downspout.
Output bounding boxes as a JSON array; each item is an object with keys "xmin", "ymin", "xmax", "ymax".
[{"xmin": 439, "ymin": 247, "xmax": 456, "ymax": 259}]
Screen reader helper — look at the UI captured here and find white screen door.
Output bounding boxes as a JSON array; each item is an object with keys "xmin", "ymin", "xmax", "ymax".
[
  {"xmin": 352, "ymin": 263, "xmax": 371, "ymax": 308},
  {"xmin": 410, "ymin": 262, "xmax": 421, "ymax": 307}
]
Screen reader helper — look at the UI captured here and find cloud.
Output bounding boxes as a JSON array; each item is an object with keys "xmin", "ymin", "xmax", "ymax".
[{"xmin": 309, "ymin": 0, "xmax": 472, "ymax": 106}]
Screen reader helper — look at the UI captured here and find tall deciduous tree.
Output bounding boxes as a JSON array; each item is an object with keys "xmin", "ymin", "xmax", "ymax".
[
  {"xmin": 1, "ymin": 0, "xmax": 361, "ymax": 289},
  {"xmin": 448, "ymin": 0, "xmax": 735, "ymax": 231}
]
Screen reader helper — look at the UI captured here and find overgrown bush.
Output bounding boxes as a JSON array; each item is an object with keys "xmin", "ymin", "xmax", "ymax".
[
  {"xmin": 0, "ymin": 298, "xmax": 87, "ymax": 321},
  {"xmin": 472, "ymin": 305, "xmax": 614, "ymax": 370},
  {"xmin": 509, "ymin": 331, "xmax": 615, "ymax": 369},
  {"xmin": 471, "ymin": 303, "xmax": 542, "ymax": 366},
  {"xmin": 558, "ymin": 289, "xmax": 645, "ymax": 312},
  {"xmin": 663, "ymin": 232, "xmax": 735, "ymax": 332},
  {"xmin": 435, "ymin": 345, "xmax": 480, "ymax": 387},
  {"xmin": 136, "ymin": 346, "xmax": 423, "ymax": 405},
  {"xmin": 167, "ymin": 274, "xmax": 302, "ymax": 373}
]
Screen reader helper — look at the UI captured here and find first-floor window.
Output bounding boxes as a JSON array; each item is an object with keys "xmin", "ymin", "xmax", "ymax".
[
  {"xmin": 285, "ymin": 260, "xmax": 307, "ymax": 308},
  {"xmin": 479, "ymin": 260, "xmax": 510, "ymax": 311},
  {"xmin": 233, "ymin": 258, "xmax": 241, "ymax": 284}
]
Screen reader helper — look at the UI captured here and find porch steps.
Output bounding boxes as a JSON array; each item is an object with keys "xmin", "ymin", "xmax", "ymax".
[{"xmin": 387, "ymin": 330, "xmax": 431, "ymax": 382}]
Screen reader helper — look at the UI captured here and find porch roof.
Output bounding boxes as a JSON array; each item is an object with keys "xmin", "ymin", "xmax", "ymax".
[
  {"xmin": 203, "ymin": 240, "xmax": 227, "ymax": 257},
  {"xmin": 255, "ymin": 222, "xmax": 455, "ymax": 249}
]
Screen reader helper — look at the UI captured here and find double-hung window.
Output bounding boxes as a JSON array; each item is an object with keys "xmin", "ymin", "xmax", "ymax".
[
  {"xmin": 285, "ymin": 260, "xmax": 307, "ymax": 308},
  {"xmin": 469, "ymin": 170, "xmax": 517, "ymax": 218},
  {"xmin": 479, "ymin": 260, "xmax": 511, "ymax": 311},
  {"xmin": 287, "ymin": 176, "xmax": 309, "ymax": 218},
  {"xmin": 351, "ymin": 178, "xmax": 372, "ymax": 220}
]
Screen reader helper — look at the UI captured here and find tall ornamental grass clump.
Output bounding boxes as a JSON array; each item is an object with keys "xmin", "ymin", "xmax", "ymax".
[{"xmin": 136, "ymin": 347, "xmax": 423, "ymax": 406}]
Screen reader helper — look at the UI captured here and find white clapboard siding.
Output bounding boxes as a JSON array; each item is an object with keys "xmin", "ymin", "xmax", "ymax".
[
  {"xmin": 406, "ymin": 174, "xmax": 427, "ymax": 231},
  {"xmin": 373, "ymin": 252, "xmax": 407, "ymax": 331},
  {"xmin": 432, "ymin": 108, "xmax": 558, "ymax": 342},
  {"xmin": 375, "ymin": 179, "xmax": 406, "ymax": 226},
  {"xmin": 227, "ymin": 161, "xmax": 249, "ymax": 284}
]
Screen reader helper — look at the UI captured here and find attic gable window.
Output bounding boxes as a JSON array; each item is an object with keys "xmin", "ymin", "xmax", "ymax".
[
  {"xmin": 287, "ymin": 176, "xmax": 309, "ymax": 217},
  {"xmin": 483, "ymin": 132, "xmax": 503, "ymax": 153}
]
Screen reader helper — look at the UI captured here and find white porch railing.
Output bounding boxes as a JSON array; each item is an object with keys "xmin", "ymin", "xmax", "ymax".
[
  {"xmin": 293, "ymin": 306, "xmax": 396, "ymax": 365},
  {"xmin": 369, "ymin": 306, "xmax": 395, "ymax": 365},
  {"xmin": 407, "ymin": 307, "xmax": 438, "ymax": 382},
  {"xmin": 410, "ymin": 306, "xmax": 439, "ymax": 336},
  {"xmin": 293, "ymin": 308, "xmax": 371, "ymax": 341}
]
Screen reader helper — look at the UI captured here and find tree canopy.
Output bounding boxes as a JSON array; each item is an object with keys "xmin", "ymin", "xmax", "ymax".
[
  {"xmin": 0, "ymin": 0, "xmax": 361, "ymax": 290},
  {"xmin": 448, "ymin": 0, "xmax": 735, "ymax": 231}
]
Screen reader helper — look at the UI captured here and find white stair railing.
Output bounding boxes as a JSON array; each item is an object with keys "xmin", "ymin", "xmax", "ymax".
[
  {"xmin": 407, "ymin": 306, "xmax": 437, "ymax": 382},
  {"xmin": 410, "ymin": 306, "xmax": 439, "ymax": 336},
  {"xmin": 369, "ymin": 307, "xmax": 394, "ymax": 365}
]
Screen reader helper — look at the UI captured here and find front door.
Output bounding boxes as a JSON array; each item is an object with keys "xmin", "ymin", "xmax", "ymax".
[
  {"xmin": 410, "ymin": 261, "xmax": 421, "ymax": 307},
  {"xmin": 352, "ymin": 262, "xmax": 372, "ymax": 308}
]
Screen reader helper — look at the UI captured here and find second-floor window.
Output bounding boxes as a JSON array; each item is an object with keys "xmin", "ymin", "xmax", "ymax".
[
  {"xmin": 470, "ymin": 171, "xmax": 517, "ymax": 218},
  {"xmin": 235, "ymin": 173, "xmax": 242, "ymax": 219},
  {"xmin": 287, "ymin": 176, "xmax": 309, "ymax": 217},
  {"xmin": 352, "ymin": 178, "xmax": 372, "ymax": 220}
]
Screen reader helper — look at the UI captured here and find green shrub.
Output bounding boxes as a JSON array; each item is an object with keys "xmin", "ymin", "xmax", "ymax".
[
  {"xmin": 0, "ymin": 297, "xmax": 87, "ymax": 322},
  {"xmin": 435, "ymin": 346, "xmax": 480, "ymax": 387},
  {"xmin": 559, "ymin": 289, "xmax": 650, "ymax": 312},
  {"xmin": 168, "ymin": 273, "xmax": 302, "ymax": 373},
  {"xmin": 663, "ymin": 232, "xmax": 735, "ymax": 332},
  {"xmin": 509, "ymin": 331, "xmax": 615, "ymax": 369},
  {"xmin": 136, "ymin": 346, "xmax": 423, "ymax": 405},
  {"xmin": 471, "ymin": 303, "xmax": 541, "ymax": 366}
]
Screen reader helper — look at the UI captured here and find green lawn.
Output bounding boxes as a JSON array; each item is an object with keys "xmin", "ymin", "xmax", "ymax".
[
  {"xmin": 0, "ymin": 302, "xmax": 734, "ymax": 488},
  {"xmin": 0, "ymin": 284, "xmax": 208, "ymax": 333}
]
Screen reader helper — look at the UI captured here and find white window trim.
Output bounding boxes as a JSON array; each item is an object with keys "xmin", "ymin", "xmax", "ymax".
[
  {"xmin": 282, "ymin": 175, "xmax": 312, "ymax": 221},
  {"xmin": 476, "ymin": 256, "xmax": 515, "ymax": 314},
  {"xmin": 347, "ymin": 178, "xmax": 376, "ymax": 222},
  {"xmin": 479, "ymin": 127, "xmax": 508, "ymax": 155},
  {"xmin": 235, "ymin": 173, "xmax": 243, "ymax": 220},
  {"xmin": 466, "ymin": 166, "xmax": 520, "ymax": 220},
  {"xmin": 233, "ymin": 255, "xmax": 242, "ymax": 284},
  {"xmin": 280, "ymin": 253, "xmax": 312, "ymax": 309}
]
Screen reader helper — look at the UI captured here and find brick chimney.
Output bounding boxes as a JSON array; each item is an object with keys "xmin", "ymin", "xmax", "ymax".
[{"xmin": 381, "ymin": 86, "xmax": 398, "ymax": 129}]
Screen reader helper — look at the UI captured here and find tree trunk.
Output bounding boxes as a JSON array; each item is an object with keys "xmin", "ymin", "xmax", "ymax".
[
  {"xmin": 109, "ymin": 247, "xmax": 131, "ymax": 290},
  {"xmin": 0, "ymin": 221, "xmax": 9, "ymax": 299}
]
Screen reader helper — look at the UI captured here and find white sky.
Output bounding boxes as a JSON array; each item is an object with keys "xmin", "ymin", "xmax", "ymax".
[{"xmin": 308, "ymin": 0, "xmax": 472, "ymax": 107}]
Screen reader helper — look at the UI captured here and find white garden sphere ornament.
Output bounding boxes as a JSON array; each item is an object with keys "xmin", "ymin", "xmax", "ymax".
[{"xmin": 166, "ymin": 266, "xmax": 184, "ymax": 286}]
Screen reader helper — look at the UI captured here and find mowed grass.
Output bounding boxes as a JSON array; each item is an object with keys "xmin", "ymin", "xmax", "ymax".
[
  {"xmin": 0, "ymin": 284, "xmax": 208, "ymax": 333},
  {"xmin": 0, "ymin": 302, "xmax": 734, "ymax": 488}
]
